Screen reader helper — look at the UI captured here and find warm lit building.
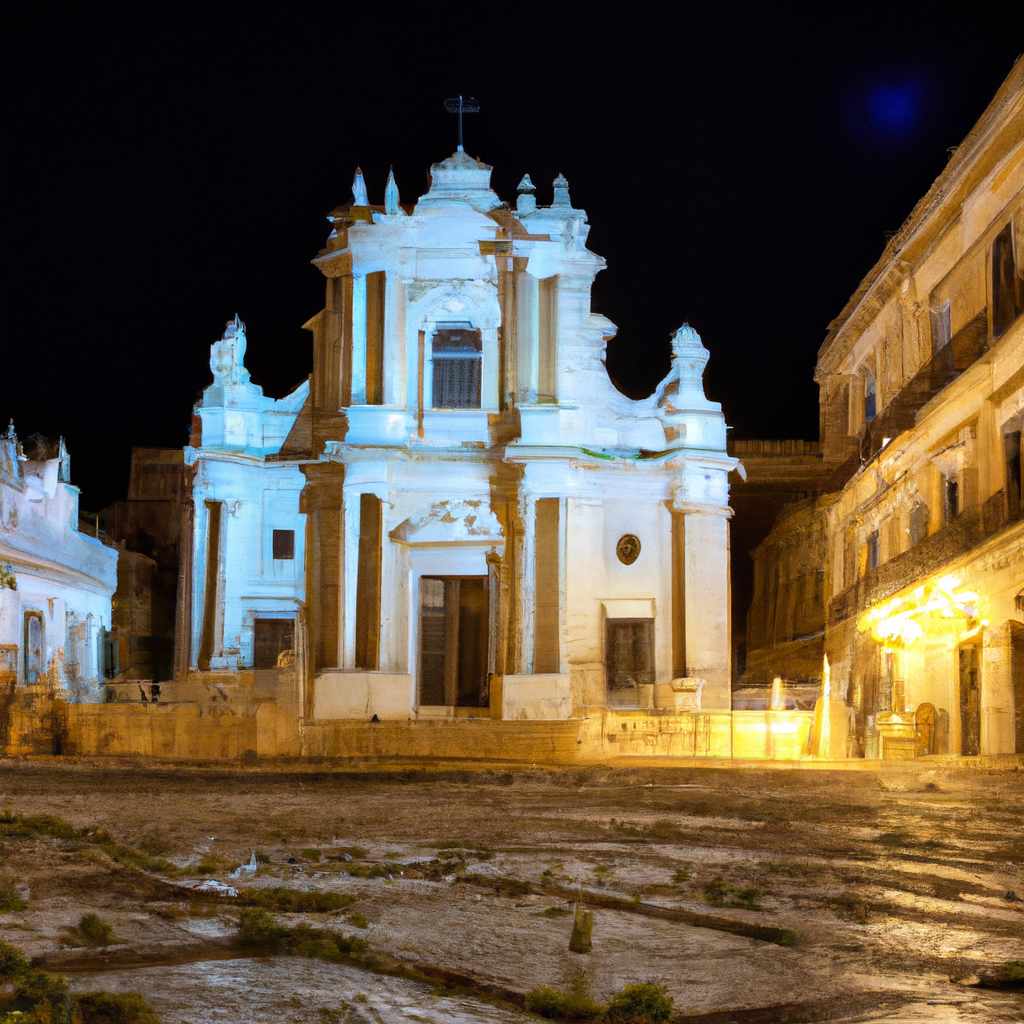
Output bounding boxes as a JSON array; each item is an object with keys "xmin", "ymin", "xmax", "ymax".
[{"xmin": 749, "ymin": 58, "xmax": 1024, "ymax": 757}]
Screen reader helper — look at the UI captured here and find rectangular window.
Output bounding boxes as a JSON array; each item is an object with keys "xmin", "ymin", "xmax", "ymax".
[
  {"xmin": 867, "ymin": 529, "xmax": 880, "ymax": 571},
  {"xmin": 431, "ymin": 325, "xmax": 482, "ymax": 409},
  {"xmin": 864, "ymin": 370, "xmax": 877, "ymax": 423},
  {"xmin": 930, "ymin": 301, "xmax": 951, "ymax": 353},
  {"xmin": 992, "ymin": 223, "xmax": 1023, "ymax": 338},
  {"xmin": 944, "ymin": 476, "xmax": 959, "ymax": 522},
  {"xmin": 272, "ymin": 529, "xmax": 295, "ymax": 560},
  {"xmin": 1005, "ymin": 429, "xmax": 1023, "ymax": 519}
]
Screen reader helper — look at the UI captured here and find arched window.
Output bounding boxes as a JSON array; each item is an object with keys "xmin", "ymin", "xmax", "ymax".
[{"xmin": 431, "ymin": 323, "xmax": 482, "ymax": 409}]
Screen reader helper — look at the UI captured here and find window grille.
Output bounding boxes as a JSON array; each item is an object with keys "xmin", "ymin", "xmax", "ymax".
[{"xmin": 431, "ymin": 326, "xmax": 482, "ymax": 409}]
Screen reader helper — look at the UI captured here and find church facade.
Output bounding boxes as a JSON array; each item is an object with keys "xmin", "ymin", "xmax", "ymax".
[{"xmin": 183, "ymin": 148, "xmax": 740, "ymax": 726}]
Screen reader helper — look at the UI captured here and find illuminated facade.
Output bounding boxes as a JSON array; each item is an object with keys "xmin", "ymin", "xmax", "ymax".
[
  {"xmin": 184, "ymin": 149, "xmax": 741, "ymax": 724},
  {"xmin": 0, "ymin": 426, "xmax": 117, "ymax": 701},
  {"xmin": 748, "ymin": 58, "xmax": 1024, "ymax": 757}
]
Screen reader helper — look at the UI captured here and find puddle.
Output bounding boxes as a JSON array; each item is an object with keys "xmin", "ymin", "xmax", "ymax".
[{"xmin": 68, "ymin": 956, "xmax": 532, "ymax": 1023}]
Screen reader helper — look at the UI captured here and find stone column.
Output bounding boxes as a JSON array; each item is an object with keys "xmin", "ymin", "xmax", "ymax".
[
  {"xmin": 342, "ymin": 487, "xmax": 361, "ymax": 668},
  {"xmin": 516, "ymin": 272, "xmax": 539, "ymax": 403},
  {"xmin": 350, "ymin": 273, "xmax": 367, "ymax": 405},
  {"xmin": 299, "ymin": 462, "xmax": 345, "ymax": 674},
  {"xmin": 515, "ymin": 492, "xmax": 537, "ymax": 674},
  {"xmin": 981, "ymin": 622, "xmax": 1017, "ymax": 754},
  {"xmin": 677, "ymin": 502, "xmax": 732, "ymax": 710}
]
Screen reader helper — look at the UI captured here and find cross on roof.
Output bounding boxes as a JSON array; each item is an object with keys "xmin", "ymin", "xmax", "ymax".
[{"xmin": 443, "ymin": 95, "xmax": 480, "ymax": 153}]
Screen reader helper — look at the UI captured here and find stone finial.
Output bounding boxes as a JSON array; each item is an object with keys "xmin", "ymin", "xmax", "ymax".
[
  {"xmin": 670, "ymin": 323, "xmax": 710, "ymax": 396},
  {"xmin": 57, "ymin": 436, "xmax": 71, "ymax": 483},
  {"xmin": 5, "ymin": 420, "xmax": 15, "ymax": 441},
  {"xmin": 384, "ymin": 166, "xmax": 401, "ymax": 215},
  {"xmin": 552, "ymin": 172, "xmax": 572, "ymax": 208},
  {"xmin": 352, "ymin": 166, "xmax": 369, "ymax": 206},
  {"xmin": 516, "ymin": 173, "xmax": 537, "ymax": 216},
  {"xmin": 209, "ymin": 313, "xmax": 252, "ymax": 387}
]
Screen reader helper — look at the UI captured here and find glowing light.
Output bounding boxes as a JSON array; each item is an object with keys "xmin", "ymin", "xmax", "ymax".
[{"xmin": 859, "ymin": 576, "xmax": 983, "ymax": 648}]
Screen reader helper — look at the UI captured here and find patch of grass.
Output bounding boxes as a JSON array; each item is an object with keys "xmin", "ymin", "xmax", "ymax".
[
  {"xmin": 192, "ymin": 855, "xmax": 231, "ymax": 875},
  {"xmin": 702, "ymin": 878, "xmax": 763, "ymax": 910},
  {"xmin": 605, "ymin": 982, "xmax": 673, "ymax": 1023},
  {"xmin": 300, "ymin": 848, "xmax": 322, "ymax": 862},
  {"xmin": 76, "ymin": 991, "xmax": 161, "ymax": 1023},
  {"xmin": 592, "ymin": 864, "xmax": 614, "ymax": 883},
  {"xmin": 327, "ymin": 846, "xmax": 368, "ymax": 861},
  {"xmin": 0, "ymin": 809, "xmax": 79, "ymax": 841},
  {"xmin": 236, "ymin": 908, "xmax": 368, "ymax": 963},
  {"xmin": 347, "ymin": 911, "xmax": 369, "ymax": 929},
  {"xmin": 671, "ymin": 866, "xmax": 691, "ymax": 885},
  {"xmin": 0, "ymin": 876, "xmax": 27, "ymax": 913},
  {"xmin": 238, "ymin": 886, "xmax": 354, "ymax": 913},
  {"xmin": 0, "ymin": 940, "xmax": 30, "ymax": 981},
  {"xmin": 72, "ymin": 913, "xmax": 116, "ymax": 947},
  {"xmin": 344, "ymin": 862, "xmax": 392, "ymax": 880},
  {"xmin": 525, "ymin": 970, "xmax": 603, "ymax": 1020},
  {"xmin": 135, "ymin": 830, "xmax": 173, "ymax": 857}
]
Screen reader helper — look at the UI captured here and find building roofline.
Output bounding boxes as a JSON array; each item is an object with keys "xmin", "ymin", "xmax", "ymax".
[{"xmin": 815, "ymin": 55, "xmax": 1024, "ymax": 379}]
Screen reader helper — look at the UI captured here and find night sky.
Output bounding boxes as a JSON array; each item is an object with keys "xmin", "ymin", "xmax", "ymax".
[{"xmin": 9, "ymin": 7, "xmax": 1021, "ymax": 510}]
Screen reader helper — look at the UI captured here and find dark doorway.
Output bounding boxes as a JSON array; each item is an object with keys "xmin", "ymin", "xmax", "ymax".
[
  {"xmin": 23, "ymin": 611, "xmax": 44, "ymax": 683},
  {"xmin": 605, "ymin": 617, "xmax": 654, "ymax": 707},
  {"xmin": 958, "ymin": 644, "xmax": 981, "ymax": 756},
  {"xmin": 253, "ymin": 618, "xmax": 294, "ymax": 669},
  {"xmin": 418, "ymin": 576, "xmax": 488, "ymax": 707}
]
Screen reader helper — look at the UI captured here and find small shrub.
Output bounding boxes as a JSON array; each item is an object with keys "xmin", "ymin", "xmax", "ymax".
[
  {"xmin": 136, "ymin": 830, "xmax": 172, "ymax": 857},
  {"xmin": 0, "ymin": 876, "xmax": 27, "ymax": 913},
  {"xmin": 671, "ymin": 866, "xmax": 691, "ymax": 885},
  {"xmin": 76, "ymin": 991, "xmax": 161, "ymax": 1024},
  {"xmin": 301, "ymin": 848, "xmax": 322, "ymax": 862},
  {"xmin": 701, "ymin": 878, "xmax": 762, "ymax": 910},
  {"xmin": 75, "ymin": 913, "xmax": 116, "ymax": 947},
  {"xmin": 344, "ymin": 863, "xmax": 391, "ymax": 880},
  {"xmin": 235, "ymin": 909, "xmax": 368, "ymax": 962},
  {"xmin": 347, "ymin": 912, "xmax": 369, "ymax": 929},
  {"xmin": 538, "ymin": 906, "xmax": 571, "ymax": 918},
  {"xmin": 524, "ymin": 973, "xmax": 603, "ymax": 1021},
  {"xmin": 237, "ymin": 908, "xmax": 289, "ymax": 948},
  {"xmin": 0, "ymin": 940, "xmax": 30, "ymax": 980},
  {"xmin": 605, "ymin": 982, "xmax": 673, "ymax": 1023},
  {"xmin": 192, "ymin": 855, "xmax": 231, "ymax": 875}
]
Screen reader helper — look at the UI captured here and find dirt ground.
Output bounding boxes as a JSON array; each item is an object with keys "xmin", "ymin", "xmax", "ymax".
[{"xmin": 1, "ymin": 756, "xmax": 1022, "ymax": 1023}]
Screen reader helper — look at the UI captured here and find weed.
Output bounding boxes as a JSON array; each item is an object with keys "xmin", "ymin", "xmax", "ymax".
[
  {"xmin": 74, "ymin": 913, "xmax": 116, "ymax": 947},
  {"xmin": 347, "ymin": 912, "xmax": 369, "ymax": 929},
  {"xmin": 671, "ymin": 866, "xmax": 691, "ymax": 885},
  {"xmin": 605, "ymin": 982, "xmax": 673, "ymax": 1023},
  {"xmin": 702, "ymin": 878, "xmax": 763, "ymax": 910},
  {"xmin": 76, "ymin": 991, "xmax": 160, "ymax": 1024},
  {"xmin": 301, "ymin": 848, "xmax": 322, "ymax": 862},
  {"xmin": 328, "ymin": 846, "xmax": 368, "ymax": 861},
  {"xmin": 0, "ymin": 876, "xmax": 27, "ymax": 913},
  {"xmin": 344, "ymin": 863, "xmax": 392, "ymax": 880}
]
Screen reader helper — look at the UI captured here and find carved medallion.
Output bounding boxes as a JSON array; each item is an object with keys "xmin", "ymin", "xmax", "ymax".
[{"xmin": 616, "ymin": 534, "xmax": 641, "ymax": 566}]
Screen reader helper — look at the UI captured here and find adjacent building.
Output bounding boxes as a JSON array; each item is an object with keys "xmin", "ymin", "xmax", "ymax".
[
  {"xmin": 747, "ymin": 57, "xmax": 1024, "ymax": 756},
  {"xmin": 0, "ymin": 425, "xmax": 117, "ymax": 704}
]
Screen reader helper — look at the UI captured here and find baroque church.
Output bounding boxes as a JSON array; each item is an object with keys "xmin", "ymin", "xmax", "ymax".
[{"xmin": 181, "ymin": 145, "xmax": 740, "ymax": 726}]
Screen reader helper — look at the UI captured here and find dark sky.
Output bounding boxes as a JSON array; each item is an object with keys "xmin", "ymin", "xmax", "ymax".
[{"xmin": 8, "ymin": 6, "xmax": 1021, "ymax": 509}]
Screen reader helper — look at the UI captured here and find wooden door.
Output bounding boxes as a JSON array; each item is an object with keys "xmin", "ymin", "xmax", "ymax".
[{"xmin": 958, "ymin": 645, "xmax": 981, "ymax": 756}]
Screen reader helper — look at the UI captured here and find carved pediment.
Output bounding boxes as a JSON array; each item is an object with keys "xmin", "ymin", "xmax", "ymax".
[{"xmin": 390, "ymin": 498, "xmax": 503, "ymax": 546}]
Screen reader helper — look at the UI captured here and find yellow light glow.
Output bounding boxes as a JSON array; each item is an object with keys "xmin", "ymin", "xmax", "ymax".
[{"xmin": 859, "ymin": 576, "xmax": 983, "ymax": 648}]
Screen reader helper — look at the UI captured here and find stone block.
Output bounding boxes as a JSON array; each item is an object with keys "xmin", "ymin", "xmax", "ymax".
[{"xmin": 313, "ymin": 671, "xmax": 413, "ymax": 721}]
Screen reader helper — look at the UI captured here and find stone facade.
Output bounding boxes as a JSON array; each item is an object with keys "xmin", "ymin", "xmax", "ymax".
[
  {"xmin": 747, "ymin": 57, "xmax": 1024, "ymax": 756},
  {"xmin": 179, "ymin": 150, "xmax": 741, "ymax": 729},
  {"xmin": 0, "ymin": 424, "xmax": 117, "ymax": 748}
]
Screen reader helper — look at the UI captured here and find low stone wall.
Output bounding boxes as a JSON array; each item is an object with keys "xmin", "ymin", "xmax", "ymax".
[{"xmin": 2, "ymin": 694, "xmax": 821, "ymax": 764}]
